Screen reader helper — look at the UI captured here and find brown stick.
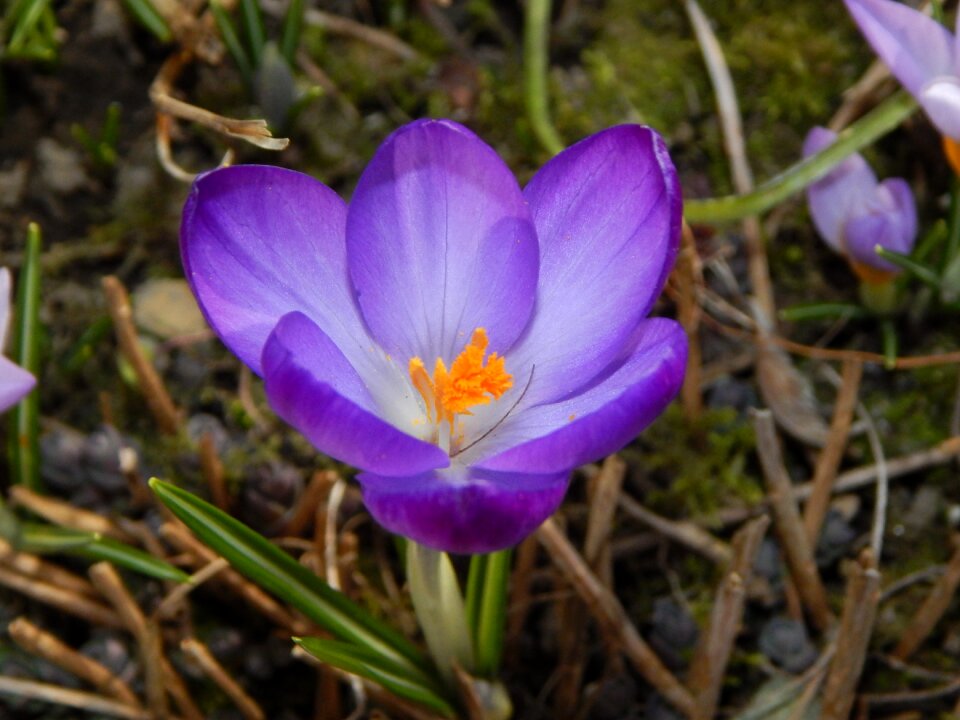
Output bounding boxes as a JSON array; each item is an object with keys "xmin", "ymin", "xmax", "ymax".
[
  {"xmin": 0, "ymin": 564, "xmax": 121, "ymax": 627},
  {"xmin": 102, "ymin": 276, "xmax": 180, "ymax": 435},
  {"xmin": 8, "ymin": 617, "xmax": 141, "ymax": 707},
  {"xmin": 89, "ymin": 563, "xmax": 168, "ymax": 718},
  {"xmin": 687, "ymin": 515, "xmax": 770, "ymax": 719},
  {"xmin": 803, "ymin": 359, "xmax": 863, "ymax": 544},
  {"xmin": 619, "ymin": 494, "xmax": 732, "ymax": 566},
  {"xmin": 0, "ymin": 538, "xmax": 97, "ymax": 597},
  {"xmin": 504, "ymin": 534, "xmax": 539, "ymax": 663},
  {"xmin": 9, "ymin": 486, "xmax": 129, "ymax": 539},
  {"xmin": 891, "ymin": 541, "xmax": 960, "ymax": 660},
  {"xmin": 821, "ymin": 550, "xmax": 881, "ymax": 720},
  {"xmin": 199, "ymin": 432, "xmax": 229, "ymax": 511},
  {"xmin": 181, "ymin": 638, "xmax": 265, "ymax": 720},
  {"xmin": 537, "ymin": 518, "xmax": 696, "ymax": 718},
  {"xmin": 0, "ymin": 677, "xmax": 155, "ymax": 720},
  {"xmin": 752, "ymin": 410, "xmax": 834, "ymax": 631},
  {"xmin": 676, "ymin": 220, "xmax": 704, "ymax": 421}
]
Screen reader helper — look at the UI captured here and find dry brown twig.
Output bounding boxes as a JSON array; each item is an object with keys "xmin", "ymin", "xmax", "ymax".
[
  {"xmin": 821, "ymin": 550, "xmax": 881, "ymax": 720},
  {"xmin": 8, "ymin": 617, "xmax": 141, "ymax": 708},
  {"xmin": 686, "ymin": 515, "xmax": 770, "ymax": 720},
  {"xmin": 803, "ymin": 359, "xmax": 863, "ymax": 543},
  {"xmin": 752, "ymin": 409, "xmax": 834, "ymax": 631},
  {"xmin": 9, "ymin": 485, "xmax": 131, "ymax": 539},
  {"xmin": 0, "ymin": 537, "xmax": 97, "ymax": 598},
  {"xmin": 674, "ymin": 221, "xmax": 704, "ymax": 421},
  {"xmin": 199, "ymin": 431, "xmax": 229, "ymax": 511},
  {"xmin": 181, "ymin": 637, "xmax": 265, "ymax": 720},
  {"xmin": 892, "ymin": 540, "xmax": 960, "ymax": 661},
  {"xmin": 536, "ymin": 518, "xmax": 696, "ymax": 718},
  {"xmin": 0, "ymin": 677, "xmax": 158, "ymax": 720},
  {"xmin": 103, "ymin": 276, "xmax": 181, "ymax": 435},
  {"xmin": 0, "ymin": 563, "xmax": 122, "ymax": 628},
  {"xmin": 619, "ymin": 493, "xmax": 732, "ymax": 566}
]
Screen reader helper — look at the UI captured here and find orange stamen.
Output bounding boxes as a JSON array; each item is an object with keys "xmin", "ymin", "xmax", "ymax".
[
  {"xmin": 944, "ymin": 136, "xmax": 960, "ymax": 177},
  {"xmin": 408, "ymin": 328, "xmax": 513, "ymax": 426}
]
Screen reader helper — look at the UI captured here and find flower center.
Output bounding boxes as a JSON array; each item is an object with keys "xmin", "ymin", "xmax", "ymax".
[{"xmin": 408, "ymin": 328, "xmax": 513, "ymax": 429}]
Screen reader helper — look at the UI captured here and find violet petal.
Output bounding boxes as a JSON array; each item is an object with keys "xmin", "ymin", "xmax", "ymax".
[
  {"xmin": 181, "ymin": 165, "xmax": 369, "ymax": 376},
  {"xmin": 845, "ymin": 0, "xmax": 954, "ymax": 97},
  {"xmin": 844, "ymin": 178, "xmax": 918, "ymax": 271},
  {"xmin": 919, "ymin": 77, "xmax": 960, "ymax": 139},
  {"xmin": 473, "ymin": 318, "xmax": 686, "ymax": 474},
  {"xmin": 346, "ymin": 119, "xmax": 538, "ymax": 364},
  {"xmin": 262, "ymin": 312, "xmax": 448, "ymax": 477},
  {"xmin": 804, "ymin": 127, "xmax": 878, "ymax": 252},
  {"xmin": 358, "ymin": 466, "xmax": 568, "ymax": 554},
  {"xmin": 508, "ymin": 125, "xmax": 682, "ymax": 407}
]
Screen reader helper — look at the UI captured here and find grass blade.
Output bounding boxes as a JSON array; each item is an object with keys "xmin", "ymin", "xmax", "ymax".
[
  {"xmin": 8, "ymin": 223, "xmax": 42, "ymax": 490},
  {"xmin": 120, "ymin": 0, "xmax": 171, "ymax": 42},
  {"xmin": 149, "ymin": 478, "xmax": 443, "ymax": 688},
  {"xmin": 279, "ymin": 0, "xmax": 303, "ymax": 66},
  {"xmin": 471, "ymin": 549, "xmax": 510, "ymax": 677},
  {"xmin": 295, "ymin": 637, "xmax": 456, "ymax": 717},
  {"xmin": 19, "ymin": 524, "xmax": 190, "ymax": 583},
  {"xmin": 238, "ymin": 0, "xmax": 266, "ymax": 67},
  {"xmin": 210, "ymin": 0, "xmax": 253, "ymax": 83}
]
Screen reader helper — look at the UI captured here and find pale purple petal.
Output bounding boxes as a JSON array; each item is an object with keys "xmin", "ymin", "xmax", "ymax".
[
  {"xmin": 262, "ymin": 312, "xmax": 448, "ymax": 477},
  {"xmin": 507, "ymin": 125, "xmax": 681, "ymax": 407},
  {"xmin": 845, "ymin": 0, "xmax": 954, "ymax": 96},
  {"xmin": 346, "ymin": 119, "xmax": 538, "ymax": 364},
  {"xmin": 472, "ymin": 318, "xmax": 686, "ymax": 474},
  {"xmin": 919, "ymin": 77, "xmax": 960, "ymax": 139},
  {"xmin": 0, "ymin": 356, "xmax": 35, "ymax": 413},
  {"xmin": 0, "ymin": 269, "xmax": 35, "ymax": 413},
  {"xmin": 844, "ymin": 178, "xmax": 918, "ymax": 271},
  {"xmin": 358, "ymin": 467, "xmax": 568, "ymax": 554},
  {"xmin": 804, "ymin": 127, "xmax": 878, "ymax": 251},
  {"xmin": 181, "ymin": 165, "xmax": 369, "ymax": 375}
]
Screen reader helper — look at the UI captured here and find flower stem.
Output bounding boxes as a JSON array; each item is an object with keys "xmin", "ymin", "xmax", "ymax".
[
  {"xmin": 685, "ymin": 92, "xmax": 918, "ymax": 222},
  {"xmin": 523, "ymin": 0, "xmax": 564, "ymax": 156},
  {"xmin": 466, "ymin": 549, "xmax": 511, "ymax": 677},
  {"xmin": 406, "ymin": 541, "xmax": 474, "ymax": 686}
]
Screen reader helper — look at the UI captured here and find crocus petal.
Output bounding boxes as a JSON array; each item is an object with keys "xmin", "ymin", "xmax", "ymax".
[
  {"xmin": 472, "ymin": 318, "xmax": 686, "ymax": 474},
  {"xmin": 0, "ymin": 356, "xmax": 35, "ymax": 413},
  {"xmin": 358, "ymin": 466, "xmax": 568, "ymax": 554},
  {"xmin": 346, "ymin": 119, "xmax": 539, "ymax": 364},
  {"xmin": 508, "ymin": 125, "xmax": 682, "ymax": 407},
  {"xmin": 919, "ymin": 77, "xmax": 960, "ymax": 139},
  {"xmin": 181, "ymin": 165, "xmax": 368, "ymax": 376},
  {"xmin": 262, "ymin": 312, "xmax": 448, "ymax": 477},
  {"xmin": 845, "ymin": 0, "xmax": 954, "ymax": 96},
  {"xmin": 844, "ymin": 178, "xmax": 918, "ymax": 271},
  {"xmin": 804, "ymin": 127, "xmax": 878, "ymax": 251}
]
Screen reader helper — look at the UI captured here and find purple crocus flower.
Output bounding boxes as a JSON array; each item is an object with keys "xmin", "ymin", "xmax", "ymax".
[
  {"xmin": 181, "ymin": 119, "xmax": 686, "ymax": 554},
  {"xmin": 804, "ymin": 126, "xmax": 916, "ymax": 278},
  {"xmin": 0, "ymin": 268, "xmax": 35, "ymax": 411},
  {"xmin": 845, "ymin": 0, "xmax": 960, "ymax": 144}
]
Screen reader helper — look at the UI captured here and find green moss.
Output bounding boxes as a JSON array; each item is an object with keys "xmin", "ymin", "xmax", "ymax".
[{"xmin": 636, "ymin": 404, "xmax": 760, "ymax": 519}]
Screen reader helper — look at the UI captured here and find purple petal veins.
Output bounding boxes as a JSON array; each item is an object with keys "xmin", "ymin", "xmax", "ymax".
[{"xmin": 181, "ymin": 119, "xmax": 685, "ymax": 553}]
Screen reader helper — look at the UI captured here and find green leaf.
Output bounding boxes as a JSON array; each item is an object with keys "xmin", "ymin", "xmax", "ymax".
[
  {"xmin": 8, "ymin": 223, "xmax": 42, "ymax": 491},
  {"xmin": 119, "ymin": 0, "xmax": 171, "ymax": 42},
  {"xmin": 295, "ymin": 637, "xmax": 456, "ymax": 717},
  {"xmin": 279, "ymin": 0, "xmax": 303, "ymax": 66},
  {"xmin": 469, "ymin": 549, "xmax": 510, "ymax": 677},
  {"xmin": 19, "ymin": 524, "xmax": 190, "ymax": 583},
  {"xmin": 210, "ymin": 1, "xmax": 253, "ymax": 83},
  {"xmin": 875, "ymin": 247, "xmax": 941, "ymax": 289},
  {"xmin": 149, "ymin": 479, "xmax": 442, "ymax": 689},
  {"xmin": 684, "ymin": 92, "xmax": 918, "ymax": 222},
  {"xmin": 239, "ymin": 0, "xmax": 266, "ymax": 66}
]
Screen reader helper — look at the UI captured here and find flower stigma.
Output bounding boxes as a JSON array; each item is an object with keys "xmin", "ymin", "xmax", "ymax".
[{"xmin": 408, "ymin": 328, "xmax": 512, "ymax": 452}]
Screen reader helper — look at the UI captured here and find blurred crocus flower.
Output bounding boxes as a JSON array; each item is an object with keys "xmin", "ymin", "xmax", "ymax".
[
  {"xmin": 0, "ymin": 268, "xmax": 35, "ymax": 411},
  {"xmin": 845, "ymin": 0, "xmax": 960, "ymax": 167},
  {"xmin": 804, "ymin": 126, "xmax": 917, "ymax": 280},
  {"xmin": 181, "ymin": 119, "xmax": 685, "ymax": 554}
]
